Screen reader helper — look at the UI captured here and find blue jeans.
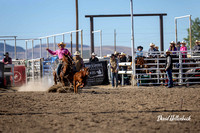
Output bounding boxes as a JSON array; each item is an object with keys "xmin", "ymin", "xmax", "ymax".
[
  {"xmin": 56, "ymin": 63, "xmax": 62, "ymax": 77},
  {"xmin": 111, "ymin": 72, "xmax": 118, "ymax": 87},
  {"xmin": 166, "ymin": 69, "xmax": 173, "ymax": 87}
]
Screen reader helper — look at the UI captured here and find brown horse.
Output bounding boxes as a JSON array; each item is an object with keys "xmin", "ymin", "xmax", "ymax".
[
  {"xmin": 73, "ymin": 67, "xmax": 90, "ymax": 93},
  {"xmin": 53, "ymin": 54, "xmax": 74, "ymax": 86}
]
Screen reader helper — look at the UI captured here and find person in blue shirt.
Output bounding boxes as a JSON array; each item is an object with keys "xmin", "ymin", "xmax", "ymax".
[{"xmin": 135, "ymin": 46, "xmax": 143, "ymax": 58}]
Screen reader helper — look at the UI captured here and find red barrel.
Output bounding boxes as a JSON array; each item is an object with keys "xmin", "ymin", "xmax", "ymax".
[{"xmin": 13, "ymin": 66, "xmax": 26, "ymax": 86}]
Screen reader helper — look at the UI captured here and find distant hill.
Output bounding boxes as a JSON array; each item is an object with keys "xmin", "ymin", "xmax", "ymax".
[
  {"xmin": 0, "ymin": 42, "xmax": 133, "ymax": 60},
  {"xmin": 0, "ymin": 43, "xmax": 25, "ymax": 59}
]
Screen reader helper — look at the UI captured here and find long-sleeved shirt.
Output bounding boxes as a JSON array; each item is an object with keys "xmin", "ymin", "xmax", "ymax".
[
  {"xmin": 148, "ymin": 48, "xmax": 156, "ymax": 57},
  {"xmin": 3, "ymin": 57, "xmax": 12, "ymax": 64},
  {"xmin": 180, "ymin": 46, "xmax": 187, "ymax": 55},
  {"xmin": 47, "ymin": 48, "xmax": 71, "ymax": 59},
  {"xmin": 135, "ymin": 50, "xmax": 143, "ymax": 58},
  {"xmin": 89, "ymin": 57, "xmax": 99, "ymax": 63},
  {"xmin": 109, "ymin": 58, "xmax": 119, "ymax": 73},
  {"xmin": 193, "ymin": 45, "xmax": 200, "ymax": 53},
  {"xmin": 73, "ymin": 56, "xmax": 84, "ymax": 72}
]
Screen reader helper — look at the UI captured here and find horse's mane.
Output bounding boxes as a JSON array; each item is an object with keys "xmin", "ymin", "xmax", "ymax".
[{"xmin": 62, "ymin": 54, "xmax": 72, "ymax": 65}]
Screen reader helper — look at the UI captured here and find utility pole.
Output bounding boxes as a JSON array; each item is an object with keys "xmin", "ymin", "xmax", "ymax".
[
  {"xmin": 75, "ymin": 0, "xmax": 79, "ymax": 51},
  {"xmin": 130, "ymin": 0, "xmax": 135, "ymax": 86},
  {"xmin": 114, "ymin": 29, "xmax": 116, "ymax": 52}
]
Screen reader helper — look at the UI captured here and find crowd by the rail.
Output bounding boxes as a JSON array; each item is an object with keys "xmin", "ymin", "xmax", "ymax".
[{"xmin": 2, "ymin": 40, "xmax": 200, "ymax": 88}]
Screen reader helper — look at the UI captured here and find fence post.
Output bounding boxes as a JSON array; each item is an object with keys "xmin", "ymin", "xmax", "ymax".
[
  {"xmin": 81, "ymin": 30, "xmax": 83, "ymax": 58},
  {"xmin": 32, "ymin": 40, "xmax": 35, "ymax": 82},
  {"xmin": 4, "ymin": 40, "xmax": 6, "ymax": 54},
  {"xmin": 70, "ymin": 32, "xmax": 73, "ymax": 54},
  {"xmin": 122, "ymin": 74, "xmax": 124, "ymax": 86},
  {"xmin": 47, "ymin": 37, "xmax": 49, "ymax": 58},
  {"xmin": 25, "ymin": 41, "xmax": 28, "ymax": 59},
  {"xmin": 62, "ymin": 34, "xmax": 65, "ymax": 43},
  {"xmin": 14, "ymin": 36, "xmax": 17, "ymax": 59},
  {"xmin": 40, "ymin": 39, "xmax": 42, "ymax": 58},
  {"xmin": 179, "ymin": 51, "xmax": 183, "ymax": 84},
  {"xmin": 54, "ymin": 36, "xmax": 56, "ymax": 51},
  {"xmin": 157, "ymin": 56, "xmax": 160, "ymax": 84}
]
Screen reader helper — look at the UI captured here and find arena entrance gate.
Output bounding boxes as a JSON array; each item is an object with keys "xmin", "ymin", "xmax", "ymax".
[{"xmin": 85, "ymin": 13, "xmax": 167, "ymax": 54}]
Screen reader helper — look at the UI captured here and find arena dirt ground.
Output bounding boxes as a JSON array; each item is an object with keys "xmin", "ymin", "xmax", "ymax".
[{"xmin": 0, "ymin": 85, "xmax": 200, "ymax": 133}]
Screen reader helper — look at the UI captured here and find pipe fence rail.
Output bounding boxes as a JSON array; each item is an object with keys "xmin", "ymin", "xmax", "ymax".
[{"xmin": 116, "ymin": 50, "xmax": 200, "ymax": 86}]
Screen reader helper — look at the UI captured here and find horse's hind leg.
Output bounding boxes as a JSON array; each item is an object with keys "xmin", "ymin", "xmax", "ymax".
[{"xmin": 53, "ymin": 71, "xmax": 57, "ymax": 85}]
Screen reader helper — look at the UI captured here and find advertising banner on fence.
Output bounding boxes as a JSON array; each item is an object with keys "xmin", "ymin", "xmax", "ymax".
[
  {"xmin": 13, "ymin": 66, "xmax": 26, "ymax": 86},
  {"xmin": 84, "ymin": 61, "xmax": 109, "ymax": 86}
]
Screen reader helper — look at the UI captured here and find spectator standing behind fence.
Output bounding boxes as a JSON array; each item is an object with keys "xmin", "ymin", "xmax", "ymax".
[
  {"xmin": 176, "ymin": 41, "xmax": 181, "ymax": 51},
  {"xmin": 148, "ymin": 43, "xmax": 156, "ymax": 57},
  {"xmin": 2, "ymin": 52, "xmax": 12, "ymax": 86},
  {"xmin": 169, "ymin": 41, "xmax": 177, "ymax": 57},
  {"xmin": 154, "ymin": 46, "xmax": 160, "ymax": 58},
  {"xmin": 109, "ymin": 54, "xmax": 119, "ymax": 88},
  {"xmin": 135, "ymin": 46, "xmax": 143, "ymax": 58},
  {"xmin": 165, "ymin": 49, "xmax": 173, "ymax": 88},
  {"xmin": 180, "ymin": 41, "xmax": 187, "ymax": 62},
  {"xmin": 114, "ymin": 51, "xmax": 120, "ymax": 61},
  {"xmin": 193, "ymin": 40, "xmax": 200, "ymax": 56},
  {"xmin": 89, "ymin": 52, "xmax": 99, "ymax": 63},
  {"xmin": 73, "ymin": 51, "xmax": 84, "ymax": 72}
]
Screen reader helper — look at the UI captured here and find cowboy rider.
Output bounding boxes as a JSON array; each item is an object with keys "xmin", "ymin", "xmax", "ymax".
[{"xmin": 46, "ymin": 42, "xmax": 71, "ymax": 77}]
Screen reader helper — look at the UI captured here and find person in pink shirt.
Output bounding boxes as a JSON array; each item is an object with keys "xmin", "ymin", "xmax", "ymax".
[
  {"xmin": 180, "ymin": 41, "xmax": 187, "ymax": 62},
  {"xmin": 46, "ymin": 42, "xmax": 71, "ymax": 78}
]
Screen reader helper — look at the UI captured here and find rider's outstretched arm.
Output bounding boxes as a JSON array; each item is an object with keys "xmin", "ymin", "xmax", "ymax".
[{"xmin": 47, "ymin": 49, "xmax": 57, "ymax": 55}]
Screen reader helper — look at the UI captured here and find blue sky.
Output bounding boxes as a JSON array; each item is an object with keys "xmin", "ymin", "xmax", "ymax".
[{"xmin": 0, "ymin": 0, "xmax": 199, "ymax": 51}]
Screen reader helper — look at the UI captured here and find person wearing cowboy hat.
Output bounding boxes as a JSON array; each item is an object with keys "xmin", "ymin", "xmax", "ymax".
[
  {"xmin": 148, "ymin": 43, "xmax": 156, "ymax": 57},
  {"xmin": 109, "ymin": 54, "xmax": 119, "ymax": 88},
  {"xmin": 135, "ymin": 46, "xmax": 143, "ymax": 58},
  {"xmin": 169, "ymin": 41, "xmax": 177, "ymax": 56},
  {"xmin": 180, "ymin": 41, "xmax": 187, "ymax": 61},
  {"xmin": 193, "ymin": 40, "xmax": 200, "ymax": 56},
  {"xmin": 73, "ymin": 51, "xmax": 84, "ymax": 72},
  {"xmin": 46, "ymin": 42, "xmax": 71, "ymax": 77},
  {"xmin": 89, "ymin": 52, "xmax": 99, "ymax": 63},
  {"xmin": 2, "ymin": 52, "xmax": 12, "ymax": 64},
  {"xmin": 165, "ymin": 49, "xmax": 173, "ymax": 88},
  {"xmin": 176, "ymin": 41, "xmax": 181, "ymax": 51},
  {"xmin": 2, "ymin": 52, "xmax": 12, "ymax": 86}
]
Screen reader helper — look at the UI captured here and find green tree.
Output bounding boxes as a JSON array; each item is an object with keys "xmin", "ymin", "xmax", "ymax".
[{"xmin": 184, "ymin": 17, "xmax": 200, "ymax": 49}]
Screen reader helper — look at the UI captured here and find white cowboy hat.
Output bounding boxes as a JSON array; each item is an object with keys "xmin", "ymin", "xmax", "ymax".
[
  {"xmin": 196, "ymin": 40, "xmax": 200, "ymax": 43},
  {"xmin": 114, "ymin": 51, "xmax": 119, "ymax": 55},
  {"xmin": 166, "ymin": 49, "xmax": 171, "ymax": 54},
  {"xmin": 74, "ymin": 51, "xmax": 80, "ymax": 55},
  {"xmin": 150, "ymin": 43, "xmax": 155, "ymax": 47},
  {"xmin": 170, "ymin": 41, "xmax": 175, "ymax": 44},
  {"xmin": 91, "ymin": 52, "xmax": 97, "ymax": 56},
  {"xmin": 181, "ymin": 41, "xmax": 186, "ymax": 44},
  {"xmin": 120, "ymin": 52, "xmax": 126, "ymax": 55}
]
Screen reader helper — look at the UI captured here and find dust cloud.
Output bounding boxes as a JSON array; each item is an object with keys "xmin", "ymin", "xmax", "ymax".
[{"xmin": 18, "ymin": 77, "xmax": 53, "ymax": 92}]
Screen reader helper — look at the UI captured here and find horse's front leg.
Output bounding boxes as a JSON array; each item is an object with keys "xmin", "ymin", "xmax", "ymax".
[
  {"xmin": 60, "ymin": 72, "xmax": 65, "ymax": 86},
  {"xmin": 53, "ymin": 71, "xmax": 57, "ymax": 85}
]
